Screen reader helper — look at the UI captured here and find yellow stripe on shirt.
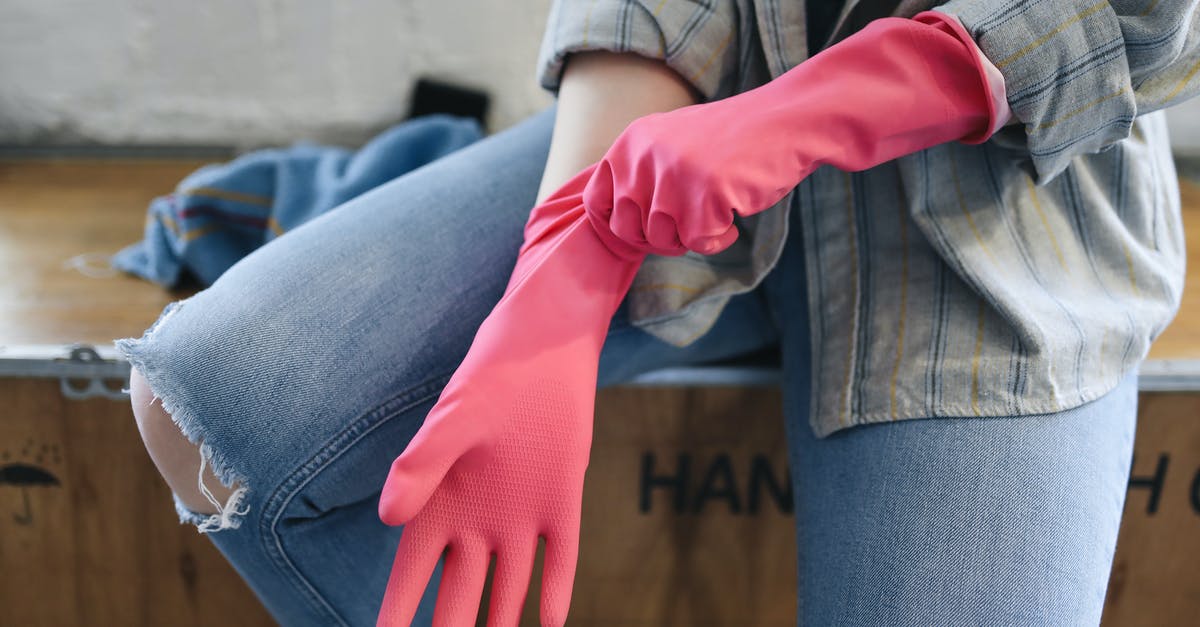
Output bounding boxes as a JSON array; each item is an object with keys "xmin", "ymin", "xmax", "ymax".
[{"xmin": 995, "ymin": 1, "xmax": 1109, "ymax": 70}]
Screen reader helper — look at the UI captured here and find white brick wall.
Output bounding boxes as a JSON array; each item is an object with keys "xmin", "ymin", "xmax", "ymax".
[
  {"xmin": 1166, "ymin": 101, "xmax": 1200, "ymax": 157},
  {"xmin": 1, "ymin": 0, "xmax": 1197, "ymax": 155},
  {"xmin": 0, "ymin": 0, "xmax": 554, "ymax": 147}
]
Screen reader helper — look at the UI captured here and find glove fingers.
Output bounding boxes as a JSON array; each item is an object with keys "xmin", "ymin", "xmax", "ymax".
[
  {"xmin": 683, "ymin": 191, "xmax": 740, "ymax": 254},
  {"xmin": 581, "ymin": 159, "xmax": 616, "ymax": 222},
  {"xmin": 379, "ymin": 405, "xmax": 481, "ymax": 526},
  {"xmin": 684, "ymin": 222, "xmax": 740, "ymax": 256},
  {"xmin": 539, "ymin": 528, "xmax": 580, "ymax": 627},
  {"xmin": 377, "ymin": 524, "xmax": 443, "ymax": 627},
  {"xmin": 432, "ymin": 540, "xmax": 490, "ymax": 627},
  {"xmin": 609, "ymin": 196, "xmax": 650, "ymax": 249},
  {"xmin": 644, "ymin": 211, "xmax": 686, "ymax": 254},
  {"xmin": 485, "ymin": 539, "xmax": 538, "ymax": 627}
]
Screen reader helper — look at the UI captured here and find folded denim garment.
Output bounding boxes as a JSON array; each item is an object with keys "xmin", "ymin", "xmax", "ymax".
[{"xmin": 110, "ymin": 114, "xmax": 483, "ymax": 287}]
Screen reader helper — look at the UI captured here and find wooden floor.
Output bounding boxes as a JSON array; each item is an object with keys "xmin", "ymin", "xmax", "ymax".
[
  {"xmin": 0, "ymin": 158, "xmax": 1198, "ymax": 361},
  {"xmin": 0, "ymin": 160, "xmax": 206, "ymax": 347}
]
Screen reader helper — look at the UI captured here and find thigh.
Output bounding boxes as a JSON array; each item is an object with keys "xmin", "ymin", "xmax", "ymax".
[
  {"xmin": 788, "ymin": 374, "xmax": 1135, "ymax": 626},
  {"xmin": 762, "ymin": 194, "xmax": 1136, "ymax": 626}
]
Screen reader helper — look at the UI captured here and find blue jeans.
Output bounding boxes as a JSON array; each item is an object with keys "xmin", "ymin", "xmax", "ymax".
[{"xmin": 116, "ymin": 104, "xmax": 1136, "ymax": 626}]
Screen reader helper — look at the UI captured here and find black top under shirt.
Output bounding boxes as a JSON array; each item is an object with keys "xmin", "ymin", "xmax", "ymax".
[
  {"xmin": 807, "ymin": 0, "xmax": 907, "ymax": 56},
  {"xmin": 805, "ymin": 1, "xmax": 847, "ymax": 56}
]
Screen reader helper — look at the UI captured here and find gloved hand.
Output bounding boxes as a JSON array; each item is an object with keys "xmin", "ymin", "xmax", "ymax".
[
  {"xmin": 581, "ymin": 11, "xmax": 999, "ymax": 258},
  {"xmin": 376, "ymin": 163, "xmax": 646, "ymax": 626}
]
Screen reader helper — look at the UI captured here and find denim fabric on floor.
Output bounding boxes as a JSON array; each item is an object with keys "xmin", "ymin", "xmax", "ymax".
[
  {"xmin": 115, "ymin": 102, "xmax": 1136, "ymax": 626},
  {"xmin": 109, "ymin": 114, "xmax": 483, "ymax": 288}
]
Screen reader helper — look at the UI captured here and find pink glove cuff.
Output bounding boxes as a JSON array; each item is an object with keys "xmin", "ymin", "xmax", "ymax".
[
  {"xmin": 907, "ymin": 11, "xmax": 995, "ymax": 145},
  {"xmin": 947, "ymin": 14, "xmax": 1015, "ymax": 134}
]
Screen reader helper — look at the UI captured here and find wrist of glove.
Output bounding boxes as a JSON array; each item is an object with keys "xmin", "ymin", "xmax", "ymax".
[{"xmin": 582, "ymin": 11, "xmax": 998, "ymax": 258}]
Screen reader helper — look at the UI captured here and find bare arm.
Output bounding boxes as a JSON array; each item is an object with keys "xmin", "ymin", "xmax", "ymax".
[{"xmin": 534, "ymin": 51, "xmax": 701, "ymax": 206}]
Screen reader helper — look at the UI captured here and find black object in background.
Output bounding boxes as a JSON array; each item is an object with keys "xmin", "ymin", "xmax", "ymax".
[{"xmin": 407, "ymin": 78, "xmax": 491, "ymax": 130}]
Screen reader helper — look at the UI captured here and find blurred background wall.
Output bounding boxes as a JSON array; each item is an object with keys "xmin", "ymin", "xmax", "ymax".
[
  {"xmin": 0, "ymin": 0, "xmax": 555, "ymax": 148},
  {"xmin": 1, "ymin": 0, "xmax": 1198, "ymax": 155},
  {"xmin": 1169, "ymin": 100, "xmax": 1200, "ymax": 156}
]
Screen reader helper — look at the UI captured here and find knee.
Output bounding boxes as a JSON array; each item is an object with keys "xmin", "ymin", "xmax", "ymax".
[
  {"xmin": 127, "ymin": 366, "xmax": 243, "ymax": 519},
  {"xmin": 127, "ymin": 365, "xmax": 159, "ymax": 427},
  {"xmin": 128, "ymin": 365, "xmax": 184, "ymax": 465}
]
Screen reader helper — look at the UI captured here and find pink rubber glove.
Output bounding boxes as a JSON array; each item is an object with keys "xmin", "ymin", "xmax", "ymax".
[
  {"xmin": 581, "ymin": 12, "xmax": 998, "ymax": 258},
  {"xmin": 376, "ymin": 163, "xmax": 645, "ymax": 626}
]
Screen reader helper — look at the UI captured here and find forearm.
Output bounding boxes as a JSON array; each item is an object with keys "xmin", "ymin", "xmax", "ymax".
[
  {"xmin": 535, "ymin": 51, "xmax": 700, "ymax": 206},
  {"xmin": 576, "ymin": 15, "xmax": 999, "ymax": 258}
]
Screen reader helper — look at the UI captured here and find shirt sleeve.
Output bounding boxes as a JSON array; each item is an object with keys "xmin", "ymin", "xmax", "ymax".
[
  {"xmin": 933, "ymin": 0, "xmax": 1200, "ymax": 182},
  {"xmin": 535, "ymin": 0, "xmax": 740, "ymax": 102}
]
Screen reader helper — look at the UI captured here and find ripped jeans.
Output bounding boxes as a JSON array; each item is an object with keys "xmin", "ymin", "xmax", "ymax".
[{"xmin": 114, "ymin": 104, "xmax": 1136, "ymax": 626}]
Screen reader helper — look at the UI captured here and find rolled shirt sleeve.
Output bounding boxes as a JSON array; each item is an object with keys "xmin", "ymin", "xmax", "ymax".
[
  {"xmin": 934, "ymin": 0, "xmax": 1200, "ymax": 182},
  {"xmin": 535, "ymin": 0, "xmax": 740, "ymax": 102}
]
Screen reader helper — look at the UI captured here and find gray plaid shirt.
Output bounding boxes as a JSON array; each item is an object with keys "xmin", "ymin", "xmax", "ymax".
[{"xmin": 535, "ymin": 0, "xmax": 1198, "ymax": 437}]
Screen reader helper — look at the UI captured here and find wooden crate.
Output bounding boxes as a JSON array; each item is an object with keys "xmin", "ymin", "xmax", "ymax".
[
  {"xmin": 0, "ymin": 159, "xmax": 274, "ymax": 626},
  {"xmin": 1, "ymin": 160, "xmax": 1197, "ymax": 626}
]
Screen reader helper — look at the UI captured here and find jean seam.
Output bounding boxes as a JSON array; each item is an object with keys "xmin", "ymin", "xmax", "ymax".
[{"xmin": 257, "ymin": 370, "xmax": 456, "ymax": 626}]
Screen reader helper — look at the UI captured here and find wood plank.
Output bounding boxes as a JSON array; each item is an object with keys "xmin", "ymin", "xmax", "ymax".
[
  {"xmin": 1100, "ymin": 393, "xmax": 1200, "ymax": 627},
  {"xmin": 3, "ymin": 381, "xmax": 1197, "ymax": 625},
  {"xmin": 0, "ymin": 160, "xmax": 204, "ymax": 347},
  {"xmin": 0, "ymin": 159, "xmax": 1198, "ymax": 361},
  {"xmin": 564, "ymin": 386, "xmax": 797, "ymax": 625},
  {"xmin": 0, "ymin": 378, "xmax": 273, "ymax": 627}
]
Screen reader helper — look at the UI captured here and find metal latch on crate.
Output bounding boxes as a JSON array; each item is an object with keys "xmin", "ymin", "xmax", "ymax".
[{"xmin": 0, "ymin": 343, "xmax": 132, "ymax": 401}]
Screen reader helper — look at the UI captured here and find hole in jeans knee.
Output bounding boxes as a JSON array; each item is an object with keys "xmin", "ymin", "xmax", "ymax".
[
  {"xmin": 168, "ymin": 438, "xmax": 251, "ymax": 534},
  {"xmin": 188, "ymin": 442, "xmax": 251, "ymax": 533},
  {"xmin": 115, "ymin": 297, "xmax": 252, "ymax": 533}
]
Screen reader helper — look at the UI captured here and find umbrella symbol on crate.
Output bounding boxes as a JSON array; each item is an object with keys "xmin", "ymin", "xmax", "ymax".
[{"xmin": 0, "ymin": 463, "xmax": 61, "ymax": 525}]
